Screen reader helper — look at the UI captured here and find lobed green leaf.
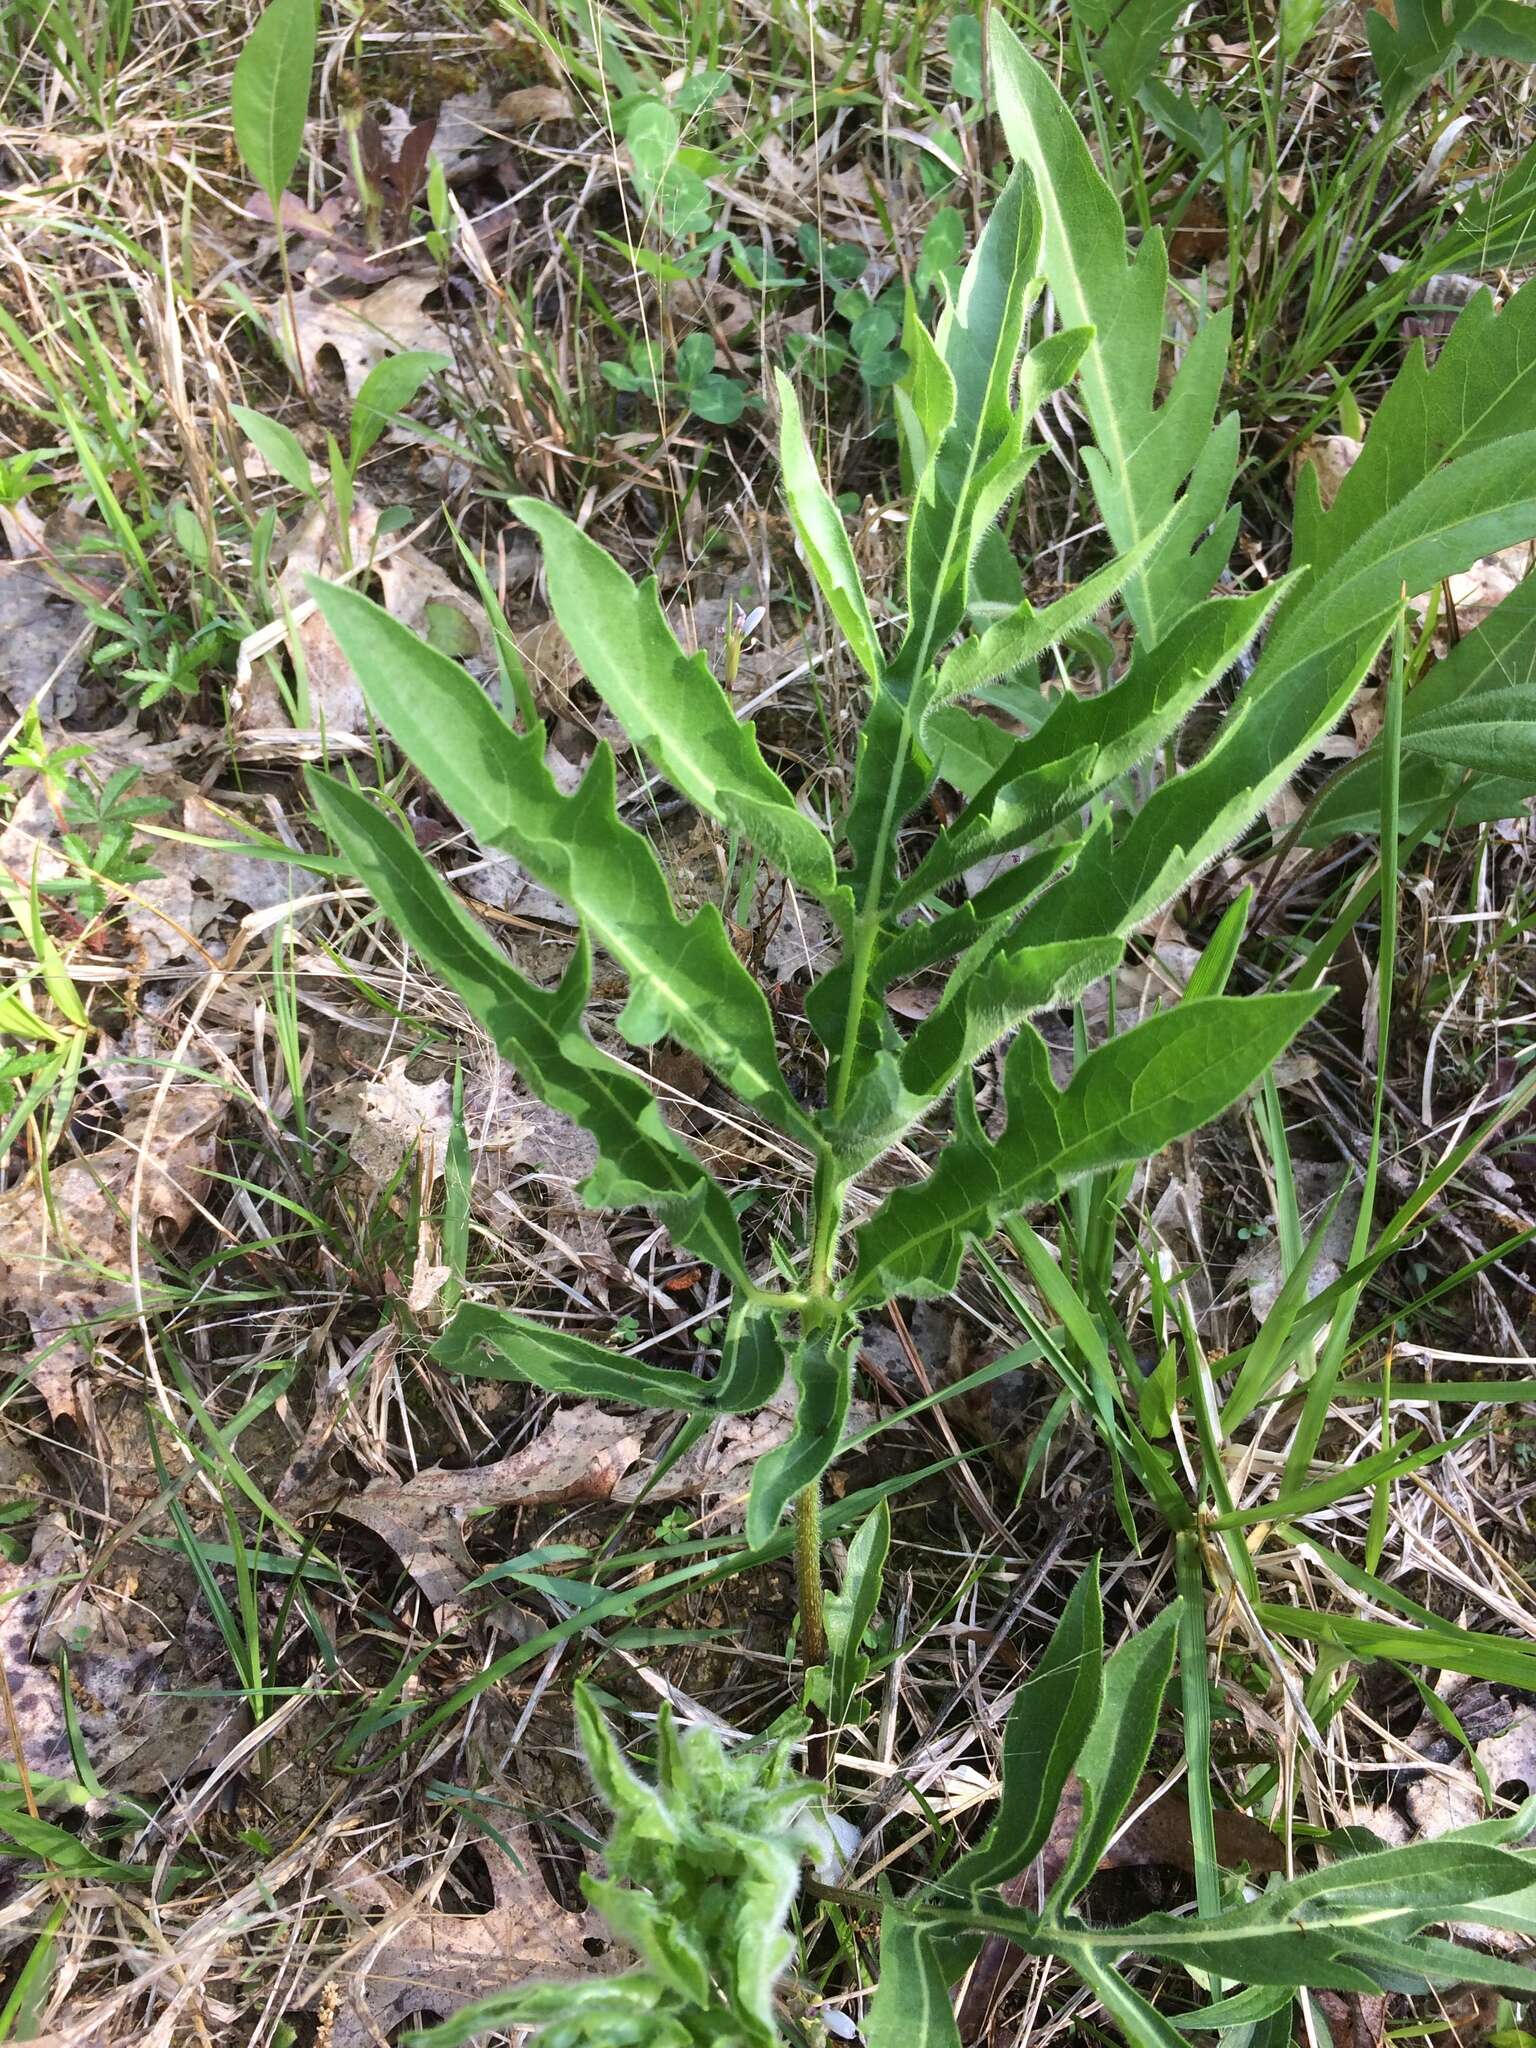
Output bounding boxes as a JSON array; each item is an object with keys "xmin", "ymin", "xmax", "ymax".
[
  {"xmin": 433, "ymin": 1294, "xmax": 783, "ymax": 1415},
  {"xmin": 940, "ymin": 1559, "xmax": 1105, "ymax": 1901},
  {"xmin": 1049, "ymin": 1604, "xmax": 1179, "ymax": 1908},
  {"xmin": 514, "ymin": 496, "xmax": 847, "ymax": 918},
  {"xmin": 307, "ymin": 769, "xmax": 748, "ymax": 1282},
  {"xmin": 850, "ymin": 993, "xmax": 1326, "ymax": 1303},
  {"xmin": 992, "ymin": 20, "xmax": 1238, "ymax": 647},
  {"xmin": 307, "ymin": 579, "xmax": 813, "ymax": 1142}
]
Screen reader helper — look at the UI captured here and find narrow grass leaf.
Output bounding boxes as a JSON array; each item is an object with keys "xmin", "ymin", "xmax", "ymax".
[{"xmin": 1256, "ymin": 1602, "xmax": 1536, "ymax": 1687}]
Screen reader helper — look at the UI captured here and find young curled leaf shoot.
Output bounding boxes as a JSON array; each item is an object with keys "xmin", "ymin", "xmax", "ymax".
[{"xmin": 405, "ymin": 1683, "xmax": 835, "ymax": 2048}]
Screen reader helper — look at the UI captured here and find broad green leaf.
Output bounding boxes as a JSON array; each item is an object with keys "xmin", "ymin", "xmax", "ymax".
[
  {"xmin": 906, "ymin": 587, "xmax": 1278, "ymax": 903},
  {"xmin": 1004, "ymin": 428, "xmax": 1536, "ymax": 969},
  {"xmin": 893, "ymin": 934, "xmax": 1124, "ymax": 1113},
  {"xmin": 1459, "ymin": 0, "xmax": 1536, "ymax": 60},
  {"xmin": 231, "ymin": 0, "xmax": 316, "ymax": 203},
  {"xmin": 231, "ymin": 404, "xmax": 314, "ymax": 495},
  {"xmin": 925, "ymin": 1838, "xmax": 1536, "ymax": 1993},
  {"xmin": 350, "ymin": 348, "xmax": 451, "ymax": 464},
  {"xmin": 1308, "ymin": 571, "xmax": 1536, "ymax": 841},
  {"xmin": 1109, "ymin": 1840, "xmax": 1536, "ymax": 1983},
  {"xmin": 1170, "ymin": 1983, "xmax": 1295, "ymax": 2032},
  {"xmin": 625, "ymin": 98, "xmax": 713, "ymax": 238},
  {"xmin": 939, "ymin": 1559, "xmax": 1104, "ymax": 1900},
  {"xmin": 1050, "ymin": 1603, "xmax": 1179, "ymax": 1907},
  {"xmin": 821, "ymin": 930, "xmax": 1125, "ymax": 1174},
  {"xmin": 775, "ymin": 371, "xmax": 883, "ymax": 687},
  {"xmin": 850, "ymin": 992, "xmax": 1325, "ymax": 1303},
  {"xmin": 866, "ymin": 1918, "xmax": 963, "ymax": 2048},
  {"xmin": 307, "ymin": 580, "xmax": 813, "ymax": 1141},
  {"xmin": 1269, "ymin": 433, "xmax": 1536, "ymax": 672},
  {"xmin": 823, "ymin": 1498, "xmax": 890, "ymax": 1725},
  {"xmin": 1074, "ymin": 0, "xmax": 1189, "ymax": 100},
  {"xmin": 745, "ymin": 1326, "xmax": 856, "ymax": 1547},
  {"xmin": 433, "ymin": 1294, "xmax": 782, "ymax": 1415},
  {"xmin": 896, "ymin": 288, "xmax": 958, "ymax": 484},
  {"xmin": 1295, "ymin": 283, "xmax": 1536, "ymax": 580},
  {"xmin": 514, "ymin": 495, "xmax": 847, "ymax": 917},
  {"xmin": 895, "ymin": 179, "xmax": 1054, "ymax": 682},
  {"xmin": 1400, "ymin": 701, "xmax": 1536, "ymax": 779},
  {"xmin": 1278, "ymin": 0, "xmax": 1330, "ymax": 59},
  {"xmin": 1367, "ymin": 0, "xmax": 1536, "ymax": 107},
  {"xmin": 992, "ymin": 20, "xmax": 1238, "ymax": 646},
  {"xmin": 306, "ymin": 770, "xmax": 747, "ymax": 1282}
]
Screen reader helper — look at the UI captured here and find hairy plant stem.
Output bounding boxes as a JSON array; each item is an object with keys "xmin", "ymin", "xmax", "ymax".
[
  {"xmin": 795, "ymin": 1148, "xmax": 848, "ymax": 1701},
  {"xmin": 793, "ymin": 1482, "xmax": 827, "ymax": 1672}
]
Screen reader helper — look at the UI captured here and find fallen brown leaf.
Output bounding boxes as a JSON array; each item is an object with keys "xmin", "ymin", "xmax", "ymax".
[
  {"xmin": 124, "ymin": 794, "xmax": 300, "ymax": 972},
  {"xmin": 275, "ymin": 273, "xmax": 448, "ymax": 404},
  {"xmin": 497, "ymin": 84, "xmax": 573, "ymax": 124},
  {"xmin": 289, "ymin": 1402, "xmax": 643, "ymax": 1615},
  {"xmin": 1318, "ymin": 1989, "xmax": 1389, "ymax": 2048},
  {"xmin": 323, "ymin": 1830, "xmax": 605, "ymax": 2048},
  {"xmin": 0, "ymin": 1517, "xmax": 245, "ymax": 1795},
  {"xmin": 0, "ymin": 559, "xmax": 89, "ymax": 718},
  {"xmin": 0, "ymin": 1080, "xmax": 224, "ymax": 1422}
]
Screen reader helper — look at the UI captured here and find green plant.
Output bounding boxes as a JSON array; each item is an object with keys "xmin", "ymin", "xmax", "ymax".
[
  {"xmin": 399, "ymin": 1571, "xmax": 1536, "ymax": 2048},
  {"xmin": 82, "ymin": 585, "xmax": 237, "ymax": 710},
  {"xmin": 233, "ymin": 348, "xmax": 447, "ymax": 514},
  {"xmin": 408, "ymin": 1683, "xmax": 835, "ymax": 2047},
  {"xmin": 868, "ymin": 1562, "xmax": 1536, "ymax": 2048},
  {"xmin": 231, "ymin": 0, "xmax": 319, "ymax": 400},
  {"xmin": 1368, "ymin": 0, "xmax": 1536, "ymax": 111},
  {"xmin": 35, "ymin": 763, "xmax": 169, "ymax": 924},
  {"xmin": 230, "ymin": 0, "xmax": 315, "ymax": 221},
  {"xmin": 303, "ymin": 11, "xmax": 1536, "ymax": 1788},
  {"xmin": 600, "ymin": 333, "xmax": 749, "ymax": 425}
]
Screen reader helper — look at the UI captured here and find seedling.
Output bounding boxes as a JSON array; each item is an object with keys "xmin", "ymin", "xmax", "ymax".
[{"xmin": 409, "ymin": 1683, "xmax": 835, "ymax": 2047}]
